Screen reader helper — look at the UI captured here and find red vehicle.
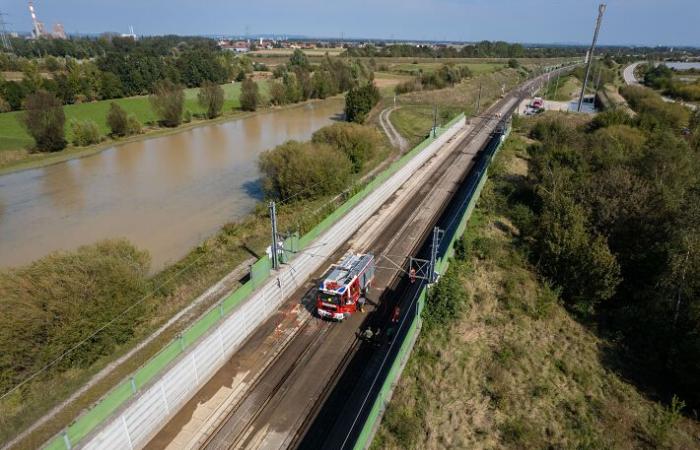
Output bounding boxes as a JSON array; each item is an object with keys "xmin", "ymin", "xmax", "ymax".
[
  {"xmin": 316, "ymin": 252, "xmax": 375, "ymax": 321},
  {"xmin": 531, "ymin": 97, "xmax": 544, "ymax": 109}
]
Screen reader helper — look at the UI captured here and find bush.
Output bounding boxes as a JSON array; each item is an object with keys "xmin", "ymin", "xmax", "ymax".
[
  {"xmin": 21, "ymin": 90, "xmax": 66, "ymax": 152},
  {"xmin": 149, "ymin": 79, "xmax": 184, "ymax": 127},
  {"xmin": 344, "ymin": 82, "xmax": 380, "ymax": 123},
  {"xmin": 197, "ymin": 80, "xmax": 224, "ymax": 119},
  {"xmin": 0, "ymin": 240, "xmax": 150, "ymax": 393},
  {"xmin": 0, "ymin": 96, "xmax": 10, "ymax": 113},
  {"xmin": 269, "ymin": 81, "xmax": 287, "ymax": 106},
  {"xmin": 240, "ymin": 77, "xmax": 259, "ymax": 112},
  {"xmin": 126, "ymin": 115, "xmax": 142, "ymax": 135},
  {"xmin": 259, "ymin": 140, "xmax": 352, "ymax": 200},
  {"xmin": 311, "ymin": 122, "xmax": 380, "ymax": 173},
  {"xmin": 106, "ymin": 102, "xmax": 128, "ymax": 136},
  {"xmin": 508, "ymin": 58, "xmax": 520, "ymax": 69},
  {"xmin": 69, "ymin": 119, "xmax": 101, "ymax": 146}
]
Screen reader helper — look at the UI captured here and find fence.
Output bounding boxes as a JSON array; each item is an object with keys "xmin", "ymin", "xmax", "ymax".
[
  {"xmin": 352, "ymin": 122, "xmax": 511, "ymax": 450},
  {"xmin": 42, "ymin": 114, "xmax": 466, "ymax": 450}
]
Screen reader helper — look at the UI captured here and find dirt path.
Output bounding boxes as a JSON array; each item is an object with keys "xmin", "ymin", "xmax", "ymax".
[{"xmin": 379, "ymin": 107, "xmax": 408, "ymax": 152}]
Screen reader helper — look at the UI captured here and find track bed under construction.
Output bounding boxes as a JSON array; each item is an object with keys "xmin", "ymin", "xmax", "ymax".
[{"xmin": 146, "ymin": 78, "xmax": 538, "ymax": 450}]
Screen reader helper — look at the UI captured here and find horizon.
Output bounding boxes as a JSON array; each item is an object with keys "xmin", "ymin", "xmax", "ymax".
[{"xmin": 2, "ymin": 0, "xmax": 699, "ymax": 48}]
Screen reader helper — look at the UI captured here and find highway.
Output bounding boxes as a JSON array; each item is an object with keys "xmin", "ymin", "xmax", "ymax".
[{"xmin": 142, "ymin": 70, "xmax": 555, "ymax": 450}]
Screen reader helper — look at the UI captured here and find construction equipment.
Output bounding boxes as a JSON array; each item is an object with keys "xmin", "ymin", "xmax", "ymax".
[{"xmin": 316, "ymin": 252, "xmax": 375, "ymax": 321}]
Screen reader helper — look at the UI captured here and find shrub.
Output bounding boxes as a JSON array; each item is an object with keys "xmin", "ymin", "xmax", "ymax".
[
  {"xmin": 21, "ymin": 90, "xmax": 66, "ymax": 152},
  {"xmin": 106, "ymin": 102, "xmax": 128, "ymax": 136},
  {"xmin": 344, "ymin": 82, "xmax": 380, "ymax": 123},
  {"xmin": 269, "ymin": 81, "xmax": 287, "ymax": 106},
  {"xmin": 240, "ymin": 77, "xmax": 259, "ymax": 112},
  {"xmin": 259, "ymin": 140, "xmax": 352, "ymax": 200},
  {"xmin": 197, "ymin": 80, "xmax": 225, "ymax": 119},
  {"xmin": 149, "ymin": 79, "xmax": 184, "ymax": 127},
  {"xmin": 126, "ymin": 115, "xmax": 142, "ymax": 135},
  {"xmin": 311, "ymin": 122, "xmax": 380, "ymax": 173},
  {"xmin": 69, "ymin": 119, "xmax": 101, "ymax": 146},
  {"xmin": 0, "ymin": 240, "xmax": 150, "ymax": 393}
]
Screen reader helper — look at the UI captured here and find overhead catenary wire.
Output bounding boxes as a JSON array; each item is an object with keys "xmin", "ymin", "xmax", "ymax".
[{"xmin": 0, "ymin": 172, "xmax": 353, "ymax": 402}]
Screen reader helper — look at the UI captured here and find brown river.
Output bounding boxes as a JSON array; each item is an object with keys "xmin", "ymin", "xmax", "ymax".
[{"xmin": 0, "ymin": 98, "xmax": 344, "ymax": 270}]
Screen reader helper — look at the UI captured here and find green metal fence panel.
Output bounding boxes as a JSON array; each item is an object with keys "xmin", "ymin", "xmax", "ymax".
[
  {"xmin": 222, "ymin": 280, "xmax": 254, "ymax": 314},
  {"xmin": 66, "ymin": 380, "xmax": 134, "ymax": 444},
  {"xmin": 250, "ymin": 256, "xmax": 271, "ymax": 287},
  {"xmin": 183, "ymin": 308, "xmax": 221, "ymax": 346},
  {"xmin": 133, "ymin": 341, "xmax": 182, "ymax": 388},
  {"xmin": 43, "ymin": 436, "xmax": 66, "ymax": 450}
]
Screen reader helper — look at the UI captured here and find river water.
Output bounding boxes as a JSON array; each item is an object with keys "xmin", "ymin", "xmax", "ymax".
[{"xmin": 0, "ymin": 99, "xmax": 344, "ymax": 270}]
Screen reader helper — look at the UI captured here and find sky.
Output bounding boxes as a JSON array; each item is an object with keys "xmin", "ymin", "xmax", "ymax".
[{"xmin": 2, "ymin": 0, "xmax": 699, "ymax": 47}]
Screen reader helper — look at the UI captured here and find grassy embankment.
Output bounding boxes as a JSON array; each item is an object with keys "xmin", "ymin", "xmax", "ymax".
[
  {"xmin": 373, "ymin": 129, "xmax": 700, "ymax": 449},
  {"xmin": 0, "ymin": 80, "xmax": 270, "ymax": 171},
  {"xmin": 0, "ymin": 117, "xmax": 397, "ymax": 449},
  {"xmin": 387, "ymin": 67, "xmax": 526, "ymax": 147}
]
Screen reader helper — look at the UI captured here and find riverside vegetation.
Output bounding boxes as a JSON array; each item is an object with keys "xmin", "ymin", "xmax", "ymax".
[
  {"xmin": 0, "ymin": 112, "xmax": 388, "ymax": 448},
  {"xmin": 375, "ymin": 86, "xmax": 700, "ymax": 448}
]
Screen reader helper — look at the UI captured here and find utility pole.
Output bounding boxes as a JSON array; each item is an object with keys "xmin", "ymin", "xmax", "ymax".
[
  {"xmin": 476, "ymin": 83, "xmax": 482, "ymax": 114},
  {"xmin": 552, "ymin": 71, "xmax": 561, "ymax": 100},
  {"xmin": 577, "ymin": 3, "xmax": 607, "ymax": 112},
  {"xmin": 269, "ymin": 201, "xmax": 279, "ymax": 270},
  {"xmin": 0, "ymin": 11, "xmax": 12, "ymax": 51},
  {"xmin": 429, "ymin": 227, "xmax": 444, "ymax": 283},
  {"xmin": 432, "ymin": 104, "xmax": 438, "ymax": 137}
]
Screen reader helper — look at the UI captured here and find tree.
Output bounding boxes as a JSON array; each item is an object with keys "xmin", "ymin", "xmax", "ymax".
[
  {"xmin": 269, "ymin": 81, "xmax": 287, "ymax": 106},
  {"xmin": 197, "ymin": 81, "xmax": 225, "ymax": 119},
  {"xmin": 149, "ymin": 79, "xmax": 184, "ymax": 127},
  {"xmin": 312, "ymin": 122, "xmax": 380, "ymax": 173},
  {"xmin": 344, "ymin": 82, "xmax": 380, "ymax": 123},
  {"xmin": 289, "ymin": 49, "xmax": 310, "ymax": 70},
  {"xmin": 240, "ymin": 77, "xmax": 259, "ymax": 112},
  {"xmin": 107, "ymin": 102, "xmax": 129, "ymax": 136},
  {"xmin": 69, "ymin": 119, "xmax": 101, "ymax": 146},
  {"xmin": 99, "ymin": 72, "xmax": 124, "ymax": 100},
  {"xmin": 259, "ymin": 141, "xmax": 351, "ymax": 200},
  {"xmin": 22, "ymin": 90, "xmax": 67, "ymax": 152}
]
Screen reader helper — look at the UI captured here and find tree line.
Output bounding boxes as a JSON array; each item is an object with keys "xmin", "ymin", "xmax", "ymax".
[
  {"xmin": 344, "ymin": 41, "xmax": 577, "ymax": 59},
  {"xmin": 497, "ymin": 88, "xmax": 700, "ymax": 408},
  {"xmin": 0, "ymin": 36, "xmax": 255, "ymax": 112},
  {"xmin": 17, "ymin": 49, "xmax": 374, "ymax": 153}
]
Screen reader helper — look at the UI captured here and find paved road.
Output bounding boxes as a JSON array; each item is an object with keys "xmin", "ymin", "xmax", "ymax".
[
  {"xmin": 623, "ymin": 62, "xmax": 642, "ymax": 85},
  {"xmin": 378, "ymin": 106, "xmax": 408, "ymax": 152},
  {"xmin": 624, "ymin": 61, "xmax": 697, "ymax": 111}
]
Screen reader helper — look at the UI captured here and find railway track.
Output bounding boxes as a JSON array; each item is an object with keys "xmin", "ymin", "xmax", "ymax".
[{"xmin": 145, "ymin": 68, "xmax": 559, "ymax": 450}]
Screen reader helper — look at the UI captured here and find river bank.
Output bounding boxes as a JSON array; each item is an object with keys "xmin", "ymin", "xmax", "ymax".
[{"xmin": 0, "ymin": 95, "xmax": 343, "ymax": 176}]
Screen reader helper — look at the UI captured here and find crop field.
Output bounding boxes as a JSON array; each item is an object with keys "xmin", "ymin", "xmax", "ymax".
[
  {"xmin": 0, "ymin": 81, "xmax": 270, "ymax": 153},
  {"xmin": 249, "ymin": 48, "xmax": 344, "ymax": 57}
]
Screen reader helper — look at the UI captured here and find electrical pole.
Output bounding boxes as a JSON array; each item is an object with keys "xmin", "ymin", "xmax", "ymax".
[
  {"xmin": 269, "ymin": 201, "xmax": 279, "ymax": 270},
  {"xmin": 429, "ymin": 227, "xmax": 444, "ymax": 283},
  {"xmin": 0, "ymin": 12, "xmax": 12, "ymax": 51},
  {"xmin": 432, "ymin": 104, "xmax": 438, "ymax": 137},
  {"xmin": 552, "ymin": 71, "xmax": 561, "ymax": 100},
  {"xmin": 577, "ymin": 3, "xmax": 607, "ymax": 112},
  {"xmin": 476, "ymin": 83, "xmax": 482, "ymax": 114}
]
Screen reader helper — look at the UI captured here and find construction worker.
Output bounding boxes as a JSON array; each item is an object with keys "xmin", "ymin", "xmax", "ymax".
[{"xmin": 358, "ymin": 296, "xmax": 366, "ymax": 312}]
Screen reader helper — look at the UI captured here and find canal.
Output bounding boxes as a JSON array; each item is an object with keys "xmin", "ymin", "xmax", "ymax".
[{"xmin": 0, "ymin": 98, "xmax": 344, "ymax": 270}]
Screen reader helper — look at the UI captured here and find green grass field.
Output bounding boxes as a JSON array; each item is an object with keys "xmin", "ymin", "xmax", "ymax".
[
  {"xmin": 389, "ymin": 62, "xmax": 504, "ymax": 76},
  {"xmin": 0, "ymin": 81, "xmax": 270, "ymax": 153}
]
